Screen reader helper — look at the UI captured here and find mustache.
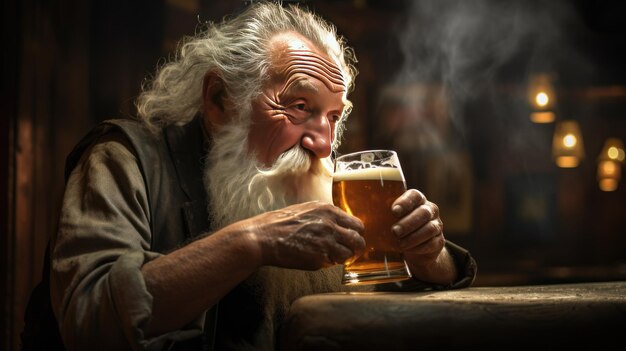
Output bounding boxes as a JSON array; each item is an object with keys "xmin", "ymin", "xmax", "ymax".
[
  {"xmin": 256, "ymin": 145, "xmax": 313, "ymax": 177},
  {"xmin": 256, "ymin": 145, "xmax": 334, "ymax": 179}
]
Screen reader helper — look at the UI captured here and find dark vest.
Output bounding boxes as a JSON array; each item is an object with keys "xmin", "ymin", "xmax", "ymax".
[{"xmin": 21, "ymin": 117, "xmax": 216, "ymax": 350}]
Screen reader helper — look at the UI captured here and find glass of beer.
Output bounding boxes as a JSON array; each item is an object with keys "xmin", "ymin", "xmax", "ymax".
[{"xmin": 332, "ymin": 150, "xmax": 412, "ymax": 285}]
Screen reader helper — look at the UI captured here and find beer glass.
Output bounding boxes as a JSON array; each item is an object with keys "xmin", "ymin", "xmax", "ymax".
[{"xmin": 332, "ymin": 150, "xmax": 412, "ymax": 285}]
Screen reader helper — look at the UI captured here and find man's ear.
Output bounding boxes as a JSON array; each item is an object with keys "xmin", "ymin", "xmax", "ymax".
[{"xmin": 202, "ymin": 71, "xmax": 229, "ymax": 129}]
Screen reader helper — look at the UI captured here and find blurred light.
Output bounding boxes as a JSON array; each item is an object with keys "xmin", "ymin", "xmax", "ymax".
[
  {"xmin": 556, "ymin": 156, "xmax": 579, "ymax": 168},
  {"xmin": 597, "ymin": 160, "xmax": 621, "ymax": 192},
  {"xmin": 535, "ymin": 92, "xmax": 549, "ymax": 107},
  {"xmin": 597, "ymin": 138, "xmax": 624, "ymax": 191},
  {"xmin": 599, "ymin": 178, "xmax": 618, "ymax": 192},
  {"xmin": 552, "ymin": 120, "xmax": 584, "ymax": 168},
  {"xmin": 601, "ymin": 160, "xmax": 617, "ymax": 175},
  {"xmin": 600, "ymin": 138, "xmax": 625, "ymax": 162},
  {"xmin": 528, "ymin": 74, "xmax": 556, "ymax": 124},
  {"xmin": 530, "ymin": 111, "xmax": 555, "ymax": 123},
  {"xmin": 563, "ymin": 134, "xmax": 577, "ymax": 148}
]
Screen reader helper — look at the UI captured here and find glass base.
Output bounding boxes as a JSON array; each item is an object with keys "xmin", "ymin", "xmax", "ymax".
[{"xmin": 341, "ymin": 266, "xmax": 412, "ymax": 285}]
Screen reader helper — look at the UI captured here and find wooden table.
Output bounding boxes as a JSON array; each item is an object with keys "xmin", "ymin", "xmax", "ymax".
[{"xmin": 279, "ymin": 281, "xmax": 626, "ymax": 350}]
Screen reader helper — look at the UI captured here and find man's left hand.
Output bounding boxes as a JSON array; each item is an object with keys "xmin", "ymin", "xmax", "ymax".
[
  {"xmin": 391, "ymin": 189, "xmax": 444, "ymax": 264},
  {"xmin": 390, "ymin": 189, "xmax": 457, "ymax": 285}
]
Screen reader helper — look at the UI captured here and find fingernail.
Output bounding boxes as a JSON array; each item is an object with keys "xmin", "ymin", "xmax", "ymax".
[
  {"xmin": 392, "ymin": 205, "xmax": 402, "ymax": 216},
  {"xmin": 392, "ymin": 225, "xmax": 402, "ymax": 236}
]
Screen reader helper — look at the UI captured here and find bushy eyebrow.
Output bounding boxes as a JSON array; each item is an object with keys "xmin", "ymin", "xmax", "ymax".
[{"xmin": 283, "ymin": 78, "xmax": 349, "ymax": 112}]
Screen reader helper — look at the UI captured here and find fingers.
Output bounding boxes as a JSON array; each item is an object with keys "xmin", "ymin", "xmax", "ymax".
[
  {"xmin": 264, "ymin": 201, "xmax": 366, "ymax": 269},
  {"xmin": 304, "ymin": 220, "xmax": 365, "ymax": 265},
  {"xmin": 291, "ymin": 201, "xmax": 364, "ymax": 232},
  {"xmin": 331, "ymin": 227, "xmax": 366, "ymax": 262},
  {"xmin": 392, "ymin": 199, "xmax": 440, "ymax": 240},
  {"xmin": 312, "ymin": 203, "xmax": 365, "ymax": 262},
  {"xmin": 390, "ymin": 190, "xmax": 445, "ymax": 259},
  {"xmin": 324, "ymin": 203, "xmax": 365, "ymax": 233},
  {"xmin": 397, "ymin": 218, "xmax": 445, "ymax": 254},
  {"xmin": 391, "ymin": 189, "xmax": 426, "ymax": 217}
]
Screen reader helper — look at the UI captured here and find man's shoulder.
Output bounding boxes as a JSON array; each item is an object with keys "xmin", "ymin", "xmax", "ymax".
[
  {"xmin": 64, "ymin": 118, "xmax": 160, "ymax": 181},
  {"xmin": 75, "ymin": 118, "xmax": 155, "ymax": 148},
  {"xmin": 98, "ymin": 118, "xmax": 157, "ymax": 140}
]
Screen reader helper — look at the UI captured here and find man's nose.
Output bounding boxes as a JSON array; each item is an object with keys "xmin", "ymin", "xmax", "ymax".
[{"xmin": 300, "ymin": 113, "xmax": 332, "ymax": 158}]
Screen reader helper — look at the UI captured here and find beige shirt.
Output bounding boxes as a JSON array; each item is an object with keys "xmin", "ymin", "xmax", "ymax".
[{"xmin": 50, "ymin": 134, "xmax": 203, "ymax": 351}]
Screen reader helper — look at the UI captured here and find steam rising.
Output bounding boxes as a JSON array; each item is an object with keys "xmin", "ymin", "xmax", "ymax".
[
  {"xmin": 391, "ymin": 0, "xmax": 581, "ymax": 138},
  {"xmin": 375, "ymin": 0, "xmax": 592, "ymax": 233}
]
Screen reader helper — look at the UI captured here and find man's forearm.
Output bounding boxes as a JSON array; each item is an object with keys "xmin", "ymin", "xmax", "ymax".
[
  {"xmin": 404, "ymin": 246, "xmax": 458, "ymax": 285},
  {"xmin": 142, "ymin": 223, "xmax": 261, "ymax": 336}
]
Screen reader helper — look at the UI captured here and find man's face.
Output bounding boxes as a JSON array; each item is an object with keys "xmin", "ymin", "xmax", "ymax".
[{"xmin": 247, "ymin": 32, "xmax": 349, "ymax": 166}]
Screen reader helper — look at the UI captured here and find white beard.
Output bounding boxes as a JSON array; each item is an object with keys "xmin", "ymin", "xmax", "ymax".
[{"xmin": 204, "ymin": 118, "xmax": 334, "ymax": 230}]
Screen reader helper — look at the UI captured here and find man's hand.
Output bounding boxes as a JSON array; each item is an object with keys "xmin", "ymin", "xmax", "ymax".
[
  {"xmin": 144, "ymin": 200, "xmax": 363, "ymax": 336},
  {"xmin": 390, "ymin": 189, "xmax": 458, "ymax": 285},
  {"xmin": 237, "ymin": 201, "xmax": 366, "ymax": 270},
  {"xmin": 391, "ymin": 189, "xmax": 444, "ymax": 263}
]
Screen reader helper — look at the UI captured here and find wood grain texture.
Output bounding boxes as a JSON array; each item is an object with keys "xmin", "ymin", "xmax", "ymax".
[{"xmin": 280, "ymin": 281, "xmax": 626, "ymax": 350}]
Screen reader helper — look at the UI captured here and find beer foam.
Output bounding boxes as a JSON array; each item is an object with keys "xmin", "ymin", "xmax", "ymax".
[{"xmin": 333, "ymin": 167, "xmax": 404, "ymax": 181}]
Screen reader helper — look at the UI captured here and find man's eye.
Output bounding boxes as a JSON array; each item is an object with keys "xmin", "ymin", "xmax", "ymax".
[
  {"xmin": 294, "ymin": 103, "xmax": 307, "ymax": 111},
  {"xmin": 331, "ymin": 115, "xmax": 341, "ymax": 123}
]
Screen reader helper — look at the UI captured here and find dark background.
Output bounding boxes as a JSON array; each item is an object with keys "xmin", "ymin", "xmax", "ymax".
[{"xmin": 3, "ymin": 0, "xmax": 626, "ymax": 349}]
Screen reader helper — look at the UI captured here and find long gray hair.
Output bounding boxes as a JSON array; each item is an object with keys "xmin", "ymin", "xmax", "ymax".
[{"xmin": 135, "ymin": 1, "xmax": 357, "ymax": 146}]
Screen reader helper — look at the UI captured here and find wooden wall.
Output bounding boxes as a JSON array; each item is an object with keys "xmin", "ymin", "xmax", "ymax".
[{"xmin": 2, "ymin": 1, "xmax": 93, "ymax": 350}]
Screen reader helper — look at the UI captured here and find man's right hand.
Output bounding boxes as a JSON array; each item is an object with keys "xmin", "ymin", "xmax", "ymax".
[
  {"xmin": 233, "ymin": 201, "xmax": 366, "ymax": 270},
  {"xmin": 144, "ymin": 201, "xmax": 364, "ymax": 336}
]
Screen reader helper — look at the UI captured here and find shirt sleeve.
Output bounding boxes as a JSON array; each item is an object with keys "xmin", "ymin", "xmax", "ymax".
[{"xmin": 49, "ymin": 133, "xmax": 204, "ymax": 351}]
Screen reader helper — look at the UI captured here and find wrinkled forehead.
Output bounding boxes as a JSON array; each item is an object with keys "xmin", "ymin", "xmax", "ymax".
[{"xmin": 268, "ymin": 32, "xmax": 347, "ymax": 94}]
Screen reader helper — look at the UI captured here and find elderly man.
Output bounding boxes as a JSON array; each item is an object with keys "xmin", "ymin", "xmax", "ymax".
[{"xmin": 29, "ymin": 2, "xmax": 477, "ymax": 350}]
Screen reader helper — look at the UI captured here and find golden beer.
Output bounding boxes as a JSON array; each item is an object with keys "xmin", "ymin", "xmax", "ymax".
[{"xmin": 332, "ymin": 151, "xmax": 412, "ymax": 285}]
